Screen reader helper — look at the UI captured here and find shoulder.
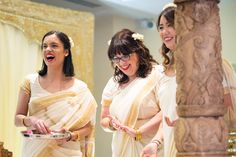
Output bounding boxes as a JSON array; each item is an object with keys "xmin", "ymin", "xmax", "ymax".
[
  {"xmin": 25, "ymin": 73, "xmax": 38, "ymax": 79},
  {"xmin": 20, "ymin": 73, "xmax": 38, "ymax": 94},
  {"xmin": 222, "ymin": 58, "xmax": 234, "ymax": 71},
  {"xmin": 154, "ymin": 64, "xmax": 164, "ymax": 73},
  {"xmin": 152, "ymin": 64, "xmax": 165, "ymax": 79},
  {"xmin": 23, "ymin": 73, "xmax": 38, "ymax": 84},
  {"xmin": 102, "ymin": 76, "xmax": 118, "ymax": 95},
  {"xmin": 73, "ymin": 78, "xmax": 88, "ymax": 89},
  {"xmin": 104, "ymin": 76, "xmax": 119, "ymax": 91}
]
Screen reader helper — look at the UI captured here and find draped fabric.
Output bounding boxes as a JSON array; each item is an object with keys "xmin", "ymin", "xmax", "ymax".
[
  {"xmin": 21, "ymin": 73, "xmax": 97, "ymax": 157},
  {"xmin": 101, "ymin": 65, "xmax": 163, "ymax": 157},
  {"xmin": 157, "ymin": 59, "xmax": 236, "ymax": 157},
  {"xmin": 222, "ymin": 58, "xmax": 236, "ymax": 128},
  {"xmin": 156, "ymin": 66, "xmax": 177, "ymax": 157},
  {"xmin": 0, "ymin": 22, "xmax": 42, "ymax": 156}
]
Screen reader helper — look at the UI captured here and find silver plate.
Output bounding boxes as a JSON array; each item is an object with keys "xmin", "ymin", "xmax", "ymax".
[{"xmin": 21, "ymin": 130, "xmax": 70, "ymax": 140}]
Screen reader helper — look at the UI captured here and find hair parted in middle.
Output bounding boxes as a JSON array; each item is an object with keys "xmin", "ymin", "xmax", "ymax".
[
  {"xmin": 156, "ymin": 6, "xmax": 176, "ymax": 69},
  {"xmin": 107, "ymin": 28, "xmax": 157, "ymax": 84},
  {"xmin": 38, "ymin": 30, "xmax": 75, "ymax": 77}
]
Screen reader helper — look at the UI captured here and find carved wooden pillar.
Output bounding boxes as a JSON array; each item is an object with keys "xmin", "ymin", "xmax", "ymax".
[{"xmin": 173, "ymin": 0, "xmax": 228, "ymax": 156}]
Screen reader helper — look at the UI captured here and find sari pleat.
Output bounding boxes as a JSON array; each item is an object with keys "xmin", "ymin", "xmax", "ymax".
[{"xmin": 21, "ymin": 74, "xmax": 97, "ymax": 157}]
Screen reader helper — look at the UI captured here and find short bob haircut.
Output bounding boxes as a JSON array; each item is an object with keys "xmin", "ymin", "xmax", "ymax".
[
  {"xmin": 108, "ymin": 28, "xmax": 157, "ymax": 84},
  {"xmin": 156, "ymin": 6, "xmax": 176, "ymax": 68},
  {"xmin": 38, "ymin": 30, "xmax": 75, "ymax": 77}
]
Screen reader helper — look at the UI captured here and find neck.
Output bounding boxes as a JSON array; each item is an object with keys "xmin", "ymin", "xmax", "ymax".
[{"xmin": 46, "ymin": 68, "xmax": 66, "ymax": 81}]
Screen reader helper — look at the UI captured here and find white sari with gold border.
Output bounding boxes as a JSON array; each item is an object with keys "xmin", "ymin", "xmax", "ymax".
[
  {"xmin": 20, "ymin": 73, "xmax": 97, "ymax": 157},
  {"xmin": 222, "ymin": 59, "xmax": 236, "ymax": 128},
  {"xmin": 101, "ymin": 65, "xmax": 163, "ymax": 157},
  {"xmin": 156, "ymin": 67, "xmax": 177, "ymax": 157}
]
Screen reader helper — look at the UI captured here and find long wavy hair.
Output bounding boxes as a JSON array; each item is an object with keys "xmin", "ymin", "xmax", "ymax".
[
  {"xmin": 38, "ymin": 30, "xmax": 74, "ymax": 77},
  {"xmin": 108, "ymin": 29, "xmax": 157, "ymax": 84},
  {"xmin": 156, "ymin": 7, "xmax": 176, "ymax": 69}
]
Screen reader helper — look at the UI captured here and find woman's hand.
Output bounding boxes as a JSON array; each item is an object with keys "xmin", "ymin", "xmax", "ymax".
[
  {"xmin": 28, "ymin": 116, "xmax": 51, "ymax": 134},
  {"xmin": 54, "ymin": 128, "xmax": 71, "ymax": 145},
  {"xmin": 140, "ymin": 142, "xmax": 158, "ymax": 157},
  {"xmin": 107, "ymin": 115, "xmax": 123, "ymax": 130},
  {"xmin": 121, "ymin": 126, "xmax": 136, "ymax": 138},
  {"xmin": 165, "ymin": 116, "xmax": 177, "ymax": 127}
]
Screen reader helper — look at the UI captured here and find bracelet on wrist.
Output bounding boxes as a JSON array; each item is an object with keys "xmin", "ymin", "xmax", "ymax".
[
  {"xmin": 72, "ymin": 130, "xmax": 81, "ymax": 141},
  {"xmin": 135, "ymin": 129, "xmax": 142, "ymax": 141},
  {"xmin": 151, "ymin": 139, "xmax": 162, "ymax": 147},
  {"xmin": 66, "ymin": 131, "xmax": 72, "ymax": 142}
]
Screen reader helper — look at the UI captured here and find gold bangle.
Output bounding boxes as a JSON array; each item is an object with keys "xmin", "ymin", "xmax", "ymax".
[
  {"xmin": 72, "ymin": 130, "xmax": 81, "ymax": 141},
  {"xmin": 135, "ymin": 129, "xmax": 142, "ymax": 141}
]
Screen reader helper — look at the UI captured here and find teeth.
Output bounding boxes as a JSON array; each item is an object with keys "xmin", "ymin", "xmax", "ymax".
[
  {"xmin": 46, "ymin": 55, "xmax": 55, "ymax": 60},
  {"xmin": 47, "ymin": 56, "xmax": 54, "ymax": 59}
]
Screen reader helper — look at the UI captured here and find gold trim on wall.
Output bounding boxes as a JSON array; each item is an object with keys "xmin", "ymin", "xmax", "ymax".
[{"xmin": 0, "ymin": 0, "xmax": 94, "ymax": 89}]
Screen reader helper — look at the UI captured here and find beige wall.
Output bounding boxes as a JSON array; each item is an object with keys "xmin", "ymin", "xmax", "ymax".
[
  {"xmin": 220, "ymin": 0, "xmax": 236, "ymax": 67},
  {"xmin": 93, "ymin": 1, "xmax": 236, "ymax": 156}
]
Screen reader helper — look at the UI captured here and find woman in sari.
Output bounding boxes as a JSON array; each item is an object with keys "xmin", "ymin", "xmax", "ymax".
[
  {"xmin": 15, "ymin": 30, "xmax": 97, "ymax": 157},
  {"xmin": 222, "ymin": 59, "xmax": 236, "ymax": 129},
  {"xmin": 100, "ymin": 29, "xmax": 163, "ymax": 157},
  {"xmin": 142, "ymin": 5, "xmax": 178, "ymax": 157},
  {"xmin": 141, "ymin": 3, "xmax": 236, "ymax": 157}
]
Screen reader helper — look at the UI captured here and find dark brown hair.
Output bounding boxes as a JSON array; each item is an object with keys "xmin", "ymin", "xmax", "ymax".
[
  {"xmin": 38, "ymin": 30, "xmax": 74, "ymax": 77},
  {"xmin": 156, "ymin": 7, "xmax": 176, "ymax": 69},
  {"xmin": 108, "ymin": 29, "xmax": 157, "ymax": 84}
]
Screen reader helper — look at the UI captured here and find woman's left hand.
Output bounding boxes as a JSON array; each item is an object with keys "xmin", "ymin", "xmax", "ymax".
[
  {"xmin": 165, "ymin": 116, "xmax": 177, "ymax": 127},
  {"xmin": 140, "ymin": 142, "xmax": 158, "ymax": 157},
  {"xmin": 107, "ymin": 115, "xmax": 123, "ymax": 130},
  {"xmin": 54, "ymin": 128, "xmax": 71, "ymax": 145},
  {"xmin": 121, "ymin": 126, "xmax": 136, "ymax": 138}
]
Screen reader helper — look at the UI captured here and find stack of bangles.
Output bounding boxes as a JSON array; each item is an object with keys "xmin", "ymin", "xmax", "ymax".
[
  {"xmin": 151, "ymin": 139, "xmax": 162, "ymax": 149},
  {"xmin": 135, "ymin": 129, "xmax": 142, "ymax": 141}
]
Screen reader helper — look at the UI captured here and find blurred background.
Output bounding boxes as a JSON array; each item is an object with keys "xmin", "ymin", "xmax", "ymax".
[
  {"xmin": 1, "ymin": 0, "xmax": 236, "ymax": 156},
  {"xmin": 20, "ymin": 0, "xmax": 236, "ymax": 156}
]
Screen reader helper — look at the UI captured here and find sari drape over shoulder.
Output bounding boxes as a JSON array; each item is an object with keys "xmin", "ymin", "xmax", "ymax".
[
  {"xmin": 222, "ymin": 59, "xmax": 236, "ymax": 128},
  {"xmin": 101, "ymin": 65, "xmax": 163, "ymax": 157},
  {"xmin": 20, "ymin": 74, "xmax": 97, "ymax": 157},
  {"xmin": 156, "ymin": 65, "xmax": 177, "ymax": 157}
]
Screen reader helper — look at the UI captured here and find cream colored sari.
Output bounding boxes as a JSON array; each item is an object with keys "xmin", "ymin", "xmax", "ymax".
[
  {"xmin": 222, "ymin": 59, "xmax": 236, "ymax": 128},
  {"xmin": 157, "ymin": 69, "xmax": 177, "ymax": 157},
  {"xmin": 101, "ymin": 65, "xmax": 163, "ymax": 157},
  {"xmin": 20, "ymin": 73, "xmax": 97, "ymax": 157}
]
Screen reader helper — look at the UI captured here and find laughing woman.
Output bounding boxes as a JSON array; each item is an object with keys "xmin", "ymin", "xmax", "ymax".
[
  {"xmin": 100, "ymin": 29, "xmax": 163, "ymax": 157},
  {"xmin": 15, "ymin": 30, "xmax": 97, "ymax": 157}
]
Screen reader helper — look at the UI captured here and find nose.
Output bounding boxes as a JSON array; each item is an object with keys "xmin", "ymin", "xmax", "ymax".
[
  {"xmin": 45, "ymin": 46, "xmax": 53, "ymax": 52},
  {"xmin": 162, "ymin": 27, "xmax": 170, "ymax": 34}
]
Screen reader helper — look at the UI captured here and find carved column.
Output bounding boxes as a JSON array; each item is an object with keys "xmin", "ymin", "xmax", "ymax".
[{"xmin": 174, "ymin": 0, "xmax": 228, "ymax": 156}]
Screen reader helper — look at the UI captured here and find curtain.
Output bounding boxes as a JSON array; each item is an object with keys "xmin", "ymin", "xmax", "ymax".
[{"xmin": 0, "ymin": 22, "xmax": 42, "ymax": 157}]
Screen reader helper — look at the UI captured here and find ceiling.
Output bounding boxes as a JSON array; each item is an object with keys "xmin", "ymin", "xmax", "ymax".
[{"xmin": 31, "ymin": 0, "xmax": 172, "ymax": 20}]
